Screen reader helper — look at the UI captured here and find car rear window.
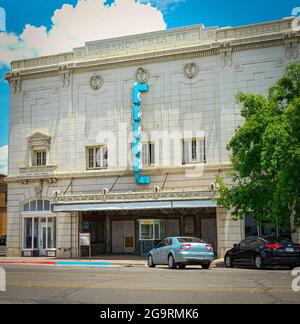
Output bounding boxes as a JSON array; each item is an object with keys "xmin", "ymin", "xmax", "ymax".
[
  {"xmin": 266, "ymin": 237, "xmax": 293, "ymax": 244},
  {"xmin": 177, "ymin": 238, "xmax": 204, "ymax": 243}
]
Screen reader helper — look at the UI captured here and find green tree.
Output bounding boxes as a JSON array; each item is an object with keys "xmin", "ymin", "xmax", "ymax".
[{"xmin": 217, "ymin": 63, "xmax": 300, "ymax": 232}]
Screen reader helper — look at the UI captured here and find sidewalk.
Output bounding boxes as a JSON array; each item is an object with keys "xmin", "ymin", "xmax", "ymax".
[
  {"xmin": 0, "ymin": 255, "xmax": 224, "ymax": 268},
  {"xmin": 0, "ymin": 255, "xmax": 147, "ymax": 267}
]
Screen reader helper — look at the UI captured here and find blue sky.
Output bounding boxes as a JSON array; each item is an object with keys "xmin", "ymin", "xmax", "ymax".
[{"xmin": 0, "ymin": 0, "xmax": 299, "ymax": 174}]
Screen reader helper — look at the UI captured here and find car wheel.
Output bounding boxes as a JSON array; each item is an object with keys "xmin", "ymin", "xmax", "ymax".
[
  {"xmin": 201, "ymin": 263, "xmax": 211, "ymax": 270},
  {"xmin": 178, "ymin": 264, "xmax": 186, "ymax": 270},
  {"xmin": 225, "ymin": 255, "xmax": 234, "ymax": 268},
  {"xmin": 168, "ymin": 254, "xmax": 177, "ymax": 269},
  {"xmin": 254, "ymin": 255, "xmax": 265, "ymax": 270},
  {"xmin": 148, "ymin": 255, "xmax": 156, "ymax": 268}
]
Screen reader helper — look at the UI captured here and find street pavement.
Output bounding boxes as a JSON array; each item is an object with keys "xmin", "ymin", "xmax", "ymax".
[{"xmin": 0, "ymin": 264, "xmax": 299, "ymax": 304}]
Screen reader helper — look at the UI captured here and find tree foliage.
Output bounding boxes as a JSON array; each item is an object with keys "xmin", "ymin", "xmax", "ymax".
[{"xmin": 217, "ymin": 63, "xmax": 300, "ymax": 231}]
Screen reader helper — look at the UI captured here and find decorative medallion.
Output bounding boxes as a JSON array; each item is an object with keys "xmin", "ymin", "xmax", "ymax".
[
  {"xmin": 184, "ymin": 63, "xmax": 199, "ymax": 79},
  {"xmin": 90, "ymin": 74, "xmax": 103, "ymax": 90},
  {"xmin": 136, "ymin": 67, "xmax": 149, "ymax": 84}
]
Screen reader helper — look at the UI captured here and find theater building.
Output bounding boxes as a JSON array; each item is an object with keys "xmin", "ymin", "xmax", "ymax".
[{"xmin": 5, "ymin": 17, "xmax": 300, "ymax": 258}]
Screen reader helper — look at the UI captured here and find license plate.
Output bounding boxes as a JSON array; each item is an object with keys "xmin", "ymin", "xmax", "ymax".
[{"xmin": 286, "ymin": 248, "xmax": 294, "ymax": 252}]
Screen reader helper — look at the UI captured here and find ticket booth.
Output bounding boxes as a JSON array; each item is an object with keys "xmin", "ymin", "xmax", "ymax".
[{"xmin": 138, "ymin": 220, "xmax": 166, "ymax": 256}]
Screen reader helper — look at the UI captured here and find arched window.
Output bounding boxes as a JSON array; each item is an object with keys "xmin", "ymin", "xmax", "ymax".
[
  {"xmin": 22, "ymin": 199, "xmax": 56, "ymax": 256},
  {"xmin": 23, "ymin": 200, "xmax": 51, "ymax": 212}
]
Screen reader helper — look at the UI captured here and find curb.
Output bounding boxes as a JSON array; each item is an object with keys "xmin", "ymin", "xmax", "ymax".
[
  {"xmin": 0, "ymin": 259, "xmax": 224, "ymax": 268},
  {"xmin": 0, "ymin": 261, "xmax": 113, "ymax": 267}
]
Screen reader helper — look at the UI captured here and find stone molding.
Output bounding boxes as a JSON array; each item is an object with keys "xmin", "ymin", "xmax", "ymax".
[
  {"xmin": 19, "ymin": 165, "xmax": 57, "ymax": 176},
  {"xmin": 52, "ymin": 189, "xmax": 220, "ymax": 205},
  {"xmin": 5, "ymin": 18, "xmax": 299, "ymax": 82},
  {"xmin": 6, "ymin": 163, "xmax": 232, "ymax": 184}
]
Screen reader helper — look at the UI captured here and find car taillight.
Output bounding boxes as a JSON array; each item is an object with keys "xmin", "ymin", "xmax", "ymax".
[
  {"xmin": 295, "ymin": 245, "xmax": 300, "ymax": 249},
  {"xmin": 264, "ymin": 244, "xmax": 284, "ymax": 250},
  {"xmin": 205, "ymin": 244, "xmax": 213, "ymax": 251},
  {"xmin": 180, "ymin": 244, "xmax": 191, "ymax": 250}
]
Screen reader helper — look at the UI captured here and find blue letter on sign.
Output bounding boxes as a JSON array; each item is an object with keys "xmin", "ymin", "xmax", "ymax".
[{"xmin": 132, "ymin": 82, "xmax": 151, "ymax": 185}]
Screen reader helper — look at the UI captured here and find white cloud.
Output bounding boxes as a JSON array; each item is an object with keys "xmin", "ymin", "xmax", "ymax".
[
  {"xmin": 139, "ymin": 0, "xmax": 186, "ymax": 12},
  {"xmin": 0, "ymin": 145, "xmax": 8, "ymax": 175},
  {"xmin": 0, "ymin": 0, "xmax": 167, "ymax": 67}
]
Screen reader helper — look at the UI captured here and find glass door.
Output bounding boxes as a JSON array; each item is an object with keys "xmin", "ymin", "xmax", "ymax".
[
  {"xmin": 40, "ymin": 226, "xmax": 47, "ymax": 256},
  {"xmin": 39, "ymin": 218, "xmax": 55, "ymax": 256}
]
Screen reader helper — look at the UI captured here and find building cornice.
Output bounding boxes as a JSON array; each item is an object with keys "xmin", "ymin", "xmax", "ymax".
[
  {"xmin": 4, "ymin": 163, "xmax": 232, "ymax": 184},
  {"xmin": 5, "ymin": 18, "xmax": 299, "ymax": 81}
]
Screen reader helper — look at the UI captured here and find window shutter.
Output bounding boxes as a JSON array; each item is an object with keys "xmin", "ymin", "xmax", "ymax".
[
  {"xmin": 183, "ymin": 141, "xmax": 189, "ymax": 164},
  {"xmin": 198, "ymin": 139, "xmax": 206, "ymax": 163},
  {"xmin": 150, "ymin": 143, "xmax": 155, "ymax": 165},
  {"xmin": 142, "ymin": 144, "xmax": 148, "ymax": 167},
  {"xmin": 95, "ymin": 148, "xmax": 101, "ymax": 168},
  {"xmin": 192, "ymin": 140, "xmax": 197, "ymax": 161},
  {"xmin": 88, "ymin": 148, "xmax": 94, "ymax": 168},
  {"xmin": 103, "ymin": 146, "xmax": 108, "ymax": 167}
]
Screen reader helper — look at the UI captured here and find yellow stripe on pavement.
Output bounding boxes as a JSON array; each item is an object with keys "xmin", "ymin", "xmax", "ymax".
[{"xmin": 6, "ymin": 282, "xmax": 294, "ymax": 295}]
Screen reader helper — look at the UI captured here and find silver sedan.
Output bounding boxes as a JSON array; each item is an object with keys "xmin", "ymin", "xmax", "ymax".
[{"xmin": 148, "ymin": 237, "xmax": 215, "ymax": 269}]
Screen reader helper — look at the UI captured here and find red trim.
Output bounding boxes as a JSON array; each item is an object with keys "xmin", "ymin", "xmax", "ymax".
[{"xmin": 0, "ymin": 261, "xmax": 56, "ymax": 265}]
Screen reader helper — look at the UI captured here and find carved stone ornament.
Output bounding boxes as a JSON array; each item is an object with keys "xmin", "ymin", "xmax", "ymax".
[
  {"xmin": 220, "ymin": 48, "xmax": 233, "ymax": 68},
  {"xmin": 58, "ymin": 64, "xmax": 72, "ymax": 88},
  {"xmin": 136, "ymin": 67, "xmax": 149, "ymax": 84},
  {"xmin": 33, "ymin": 180, "xmax": 43, "ymax": 198},
  {"xmin": 90, "ymin": 74, "xmax": 103, "ymax": 90},
  {"xmin": 284, "ymin": 39, "xmax": 299, "ymax": 60},
  {"xmin": 184, "ymin": 63, "xmax": 199, "ymax": 79},
  {"xmin": 11, "ymin": 72, "xmax": 22, "ymax": 94}
]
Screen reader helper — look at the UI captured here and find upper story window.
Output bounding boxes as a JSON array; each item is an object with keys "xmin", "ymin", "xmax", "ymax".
[
  {"xmin": 27, "ymin": 132, "xmax": 51, "ymax": 167},
  {"xmin": 23, "ymin": 199, "xmax": 51, "ymax": 213},
  {"xmin": 33, "ymin": 150, "xmax": 47, "ymax": 166},
  {"xmin": 86, "ymin": 146, "xmax": 108, "ymax": 170},
  {"xmin": 182, "ymin": 138, "xmax": 206, "ymax": 165},
  {"xmin": 142, "ymin": 143, "xmax": 155, "ymax": 167}
]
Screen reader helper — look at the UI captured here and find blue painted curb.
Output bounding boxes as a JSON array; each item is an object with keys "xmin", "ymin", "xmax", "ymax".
[{"xmin": 56, "ymin": 261, "xmax": 111, "ymax": 267}]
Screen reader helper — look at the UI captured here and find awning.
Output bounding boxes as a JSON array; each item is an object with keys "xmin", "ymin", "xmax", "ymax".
[{"xmin": 52, "ymin": 200, "xmax": 217, "ymax": 212}]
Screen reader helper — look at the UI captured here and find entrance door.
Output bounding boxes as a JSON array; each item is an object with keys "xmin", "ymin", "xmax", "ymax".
[
  {"xmin": 40, "ymin": 226, "xmax": 47, "ymax": 256},
  {"xmin": 39, "ymin": 222, "xmax": 53, "ymax": 256},
  {"xmin": 123, "ymin": 221, "xmax": 135, "ymax": 253},
  {"xmin": 112, "ymin": 221, "xmax": 123, "ymax": 253},
  {"xmin": 201, "ymin": 218, "xmax": 218, "ymax": 253},
  {"xmin": 112, "ymin": 221, "xmax": 135, "ymax": 254},
  {"xmin": 165, "ymin": 220, "xmax": 180, "ymax": 238}
]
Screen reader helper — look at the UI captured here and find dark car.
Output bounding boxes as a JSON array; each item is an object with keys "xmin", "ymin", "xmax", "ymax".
[
  {"xmin": 225, "ymin": 236, "xmax": 300, "ymax": 270},
  {"xmin": 0, "ymin": 236, "xmax": 6, "ymax": 246}
]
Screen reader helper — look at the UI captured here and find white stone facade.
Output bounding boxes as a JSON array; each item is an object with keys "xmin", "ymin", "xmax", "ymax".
[{"xmin": 5, "ymin": 17, "xmax": 300, "ymax": 258}]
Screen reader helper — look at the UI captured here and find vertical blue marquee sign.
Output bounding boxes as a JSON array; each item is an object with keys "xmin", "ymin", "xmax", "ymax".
[{"xmin": 132, "ymin": 82, "xmax": 151, "ymax": 185}]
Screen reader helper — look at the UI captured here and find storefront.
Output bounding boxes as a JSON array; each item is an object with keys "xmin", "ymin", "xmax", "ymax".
[
  {"xmin": 64, "ymin": 194, "xmax": 219, "ymax": 257},
  {"xmin": 22, "ymin": 199, "xmax": 57, "ymax": 257}
]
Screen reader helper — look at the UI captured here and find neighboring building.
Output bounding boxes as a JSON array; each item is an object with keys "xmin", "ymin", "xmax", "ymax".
[
  {"xmin": 0, "ymin": 174, "xmax": 7, "ymax": 237},
  {"xmin": 5, "ymin": 17, "xmax": 300, "ymax": 258}
]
